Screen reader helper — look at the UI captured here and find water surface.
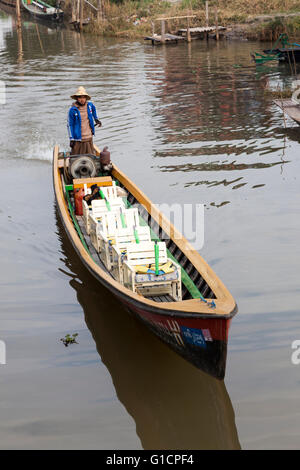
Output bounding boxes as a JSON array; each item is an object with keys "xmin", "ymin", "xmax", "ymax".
[{"xmin": 1, "ymin": 8, "xmax": 300, "ymax": 449}]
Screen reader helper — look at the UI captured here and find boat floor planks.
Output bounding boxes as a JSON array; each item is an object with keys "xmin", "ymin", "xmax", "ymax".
[{"xmin": 76, "ymin": 216, "xmax": 106, "ymax": 269}]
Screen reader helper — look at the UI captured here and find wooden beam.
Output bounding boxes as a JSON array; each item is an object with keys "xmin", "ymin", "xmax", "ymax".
[{"xmin": 156, "ymin": 15, "xmax": 196, "ymax": 21}]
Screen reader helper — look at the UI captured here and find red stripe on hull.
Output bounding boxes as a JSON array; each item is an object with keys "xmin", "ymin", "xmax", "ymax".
[{"xmin": 120, "ymin": 297, "xmax": 231, "ymax": 343}]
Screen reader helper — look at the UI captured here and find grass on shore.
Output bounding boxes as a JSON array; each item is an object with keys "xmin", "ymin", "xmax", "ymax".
[
  {"xmin": 63, "ymin": 0, "xmax": 300, "ymax": 40},
  {"xmin": 264, "ymin": 88, "xmax": 293, "ymax": 99}
]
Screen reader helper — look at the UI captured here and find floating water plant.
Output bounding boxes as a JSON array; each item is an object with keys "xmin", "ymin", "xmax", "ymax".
[{"xmin": 60, "ymin": 333, "xmax": 79, "ymax": 347}]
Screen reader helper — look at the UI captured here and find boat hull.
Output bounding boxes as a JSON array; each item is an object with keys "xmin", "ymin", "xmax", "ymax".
[
  {"xmin": 121, "ymin": 299, "xmax": 230, "ymax": 379},
  {"xmin": 57, "ymin": 196, "xmax": 230, "ymax": 378},
  {"xmin": 263, "ymin": 47, "xmax": 300, "ymax": 62},
  {"xmin": 24, "ymin": 9, "xmax": 64, "ymax": 21},
  {"xmin": 22, "ymin": 1, "xmax": 64, "ymax": 22}
]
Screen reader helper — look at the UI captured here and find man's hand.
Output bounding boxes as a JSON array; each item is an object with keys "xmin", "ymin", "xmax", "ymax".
[
  {"xmin": 95, "ymin": 119, "xmax": 102, "ymax": 128},
  {"xmin": 70, "ymin": 140, "xmax": 75, "ymax": 148}
]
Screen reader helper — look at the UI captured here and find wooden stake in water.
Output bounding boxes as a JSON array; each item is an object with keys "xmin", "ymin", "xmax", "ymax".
[
  {"xmin": 79, "ymin": 0, "xmax": 83, "ymax": 32},
  {"xmin": 161, "ymin": 20, "xmax": 166, "ymax": 43},
  {"xmin": 17, "ymin": 25, "xmax": 23, "ymax": 63},
  {"xmin": 205, "ymin": 1, "xmax": 209, "ymax": 27},
  {"xmin": 187, "ymin": 16, "xmax": 191, "ymax": 43},
  {"xmin": 97, "ymin": 0, "xmax": 103, "ymax": 22},
  {"xmin": 214, "ymin": 5, "xmax": 219, "ymax": 41},
  {"xmin": 16, "ymin": 0, "xmax": 21, "ymax": 29},
  {"xmin": 71, "ymin": 0, "xmax": 76, "ymax": 22}
]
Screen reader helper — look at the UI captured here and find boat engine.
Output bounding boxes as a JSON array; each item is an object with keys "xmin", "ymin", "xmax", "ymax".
[{"xmin": 68, "ymin": 154, "xmax": 101, "ymax": 179}]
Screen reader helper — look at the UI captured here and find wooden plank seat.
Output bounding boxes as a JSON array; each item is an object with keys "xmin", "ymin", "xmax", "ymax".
[
  {"xmin": 89, "ymin": 206, "xmax": 113, "ymax": 250},
  {"xmin": 111, "ymin": 226, "xmax": 151, "ymax": 282},
  {"xmin": 100, "ymin": 181, "xmax": 118, "ymax": 200},
  {"xmin": 84, "ymin": 199, "xmax": 107, "ymax": 235},
  {"xmin": 99, "ymin": 226, "xmax": 137, "ymax": 271},
  {"xmin": 89, "ymin": 201, "xmax": 126, "ymax": 252},
  {"xmin": 115, "ymin": 207, "xmax": 140, "ymax": 230},
  {"xmin": 73, "ymin": 176, "xmax": 113, "ymax": 189},
  {"xmin": 82, "ymin": 180, "xmax": 123, "ymax": 234},
  {"xmin": 97, "ymin": 208, "xmax": 144, "ymax": 269},
  {"xmin": 123, "ymin": 241, "xmax": 182, "ymax": 300},
  {"xmin": 85, "ymin": 196, "xmax": 125, "ymax": 235}
]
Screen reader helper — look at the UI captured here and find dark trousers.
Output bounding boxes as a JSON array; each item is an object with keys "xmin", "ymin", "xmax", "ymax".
[{"xmin": 71, "ymin": 139, "xmax": 94, "ymax": 155}]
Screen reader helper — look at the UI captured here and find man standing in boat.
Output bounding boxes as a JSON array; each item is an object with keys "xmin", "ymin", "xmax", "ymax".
[{"xmin": 68, "ymin": 86, "xmax": 102, "ymax": 155}]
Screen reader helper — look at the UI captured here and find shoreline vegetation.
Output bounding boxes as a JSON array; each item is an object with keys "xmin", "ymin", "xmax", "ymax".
[
  {"xmin": 59, "ymin": 0, "xmax": 300, "ymax": 40},
  {"xmin": 1, "ymin": 0, "xmax": 300, "ymax": 40}
]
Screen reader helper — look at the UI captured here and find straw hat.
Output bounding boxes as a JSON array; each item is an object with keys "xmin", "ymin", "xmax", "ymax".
[{"xmin": 71, "ymin": 86, "xmax": 91, "ymax": 101}]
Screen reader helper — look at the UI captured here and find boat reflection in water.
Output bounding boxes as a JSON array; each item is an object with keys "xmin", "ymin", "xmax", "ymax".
[{"xmin": 56, "ymin": 212, "xmax": 241, "ymax": 450}]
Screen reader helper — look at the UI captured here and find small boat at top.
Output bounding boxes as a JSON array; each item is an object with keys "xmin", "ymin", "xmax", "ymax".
[
  {"xmin": 53, "ymin": 145, "xmax": 237, "ymax": 379},
  {"xmin": 21, "ymin": 0, "xmax": 63, "ymax": 22},
  {"xmin": 252, "ymin": 33, "xmax": 300, "ymax": 64}
]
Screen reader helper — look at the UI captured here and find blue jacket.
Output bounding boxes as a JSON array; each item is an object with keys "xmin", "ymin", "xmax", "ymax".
[{"xmin": 68, "ymin": 102, "xmax": 99, "ymax": 141}]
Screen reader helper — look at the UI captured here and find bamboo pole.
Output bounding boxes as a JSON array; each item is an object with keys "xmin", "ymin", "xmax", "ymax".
[
  {"xmin": 71, "ymin": 0, "xmax": 76, "ymax": 22},
  {"xmin": 279, "ymin": 85, "xmax": 287, "ymax": 129},
  {"xmin": 214, "ymin": 5, "xmax": 219, "ymax": 41},
  {"xmin": 187, "ymin": 16, "xmax": 191, "ymax": 43},
  {"xmin": 77, "ymin": 0, "xmax": 80, "ymax": 22},
  {"xmin": 16, "ymin": 0, "xmax": 21, "ymax": 29},
  {"xmin": 97, "ymin": 0, "xmax": 102, "ymax": 22},
  {"xmin": 79, "ymin": 0, "xmax": 83, "ymax": 32},
  {"xmin": 161, "ymin": 19, "xmax": 165, "ymax": 43},
  {"xmin": 17, "ymin": 25, "xmax": 23, "ymax": 63},
  {"xmin": 205, "ymin": 1, "xmax": 209, "ymax": 27},
  {"xmin": 35, "ymin": 24, "xmax": 45, "ymax": 54}
]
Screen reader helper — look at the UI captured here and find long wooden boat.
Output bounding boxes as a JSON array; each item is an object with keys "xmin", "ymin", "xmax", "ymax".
[
  {"xmin": 53, "ymin": 145, "xmax": 237, "ymax": 379},
  {"xmin": 21, "ymin": 0, "xmax": 63, "ymax": 22}
]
